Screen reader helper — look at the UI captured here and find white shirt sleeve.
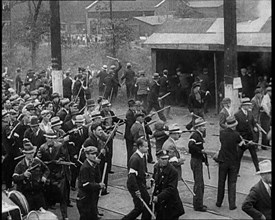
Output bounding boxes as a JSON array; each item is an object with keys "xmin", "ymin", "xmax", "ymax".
[{"xmin": 129, "ymin": 168, "xmax": 138, "ymax": 176}]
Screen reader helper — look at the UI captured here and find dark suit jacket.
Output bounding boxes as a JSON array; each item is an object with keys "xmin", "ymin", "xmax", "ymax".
[
  {"xmin": 188, "ymin": 90, "xmax": 207, "ymax": 112},
  {"xmin": 147, "ymin": 80, "xmax": 160, "ymax": 104},
  {"xmin": 218, "ymin": 128, "xmax": 242, "ymax": 162},
  {"xmin": 124, "ymin": 109, "xmax": 136, "ymax": 140},
  {"xmin": 242, "ymin": 180, "xmax": 271, "ymax": 220},
  {"xmin": 234, "ymin": 109, "xmax": 256, "ymax": 140},
  {"xmin": 72, "ymin": 79, "xmax": 84, "ymax": 98},
  {"xmin": 63, "ymin": 77, "xmax": 72, "ymax": 98},
  {"xmin": 153, "ymin": 162, "xmax": 185, "ymax": 219},
  {"xmin": 23, "ymin": 128, "xmax": 46, "ymax": 150}
]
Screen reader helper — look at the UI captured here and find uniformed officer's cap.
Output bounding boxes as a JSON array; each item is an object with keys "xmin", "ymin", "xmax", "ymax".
[{"xmin": 156, "ymin": 150, "xmax": 169, "ymax": 159}]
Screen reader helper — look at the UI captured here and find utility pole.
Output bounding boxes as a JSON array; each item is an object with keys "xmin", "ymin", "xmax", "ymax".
[
  {"xmin": 223, "ymin": 0, "xmax": 239, "ymax": 112},
  {"xmin": 50, "ymin": 0, "xmax": 63, "ymax": 96},
  {"xmin": 109, "ymin": 0, "xmax": 115, "ymax": 56}
]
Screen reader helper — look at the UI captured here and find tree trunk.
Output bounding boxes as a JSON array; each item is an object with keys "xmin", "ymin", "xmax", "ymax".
[{"xmin": 31, "ymin": 41, "xmax": 37, "ymax": 69}]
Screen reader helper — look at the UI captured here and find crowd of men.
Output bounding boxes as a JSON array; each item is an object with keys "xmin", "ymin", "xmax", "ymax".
[{"xmin": 1, "ymin": 62, "xmax": 271, "ymax": 220}]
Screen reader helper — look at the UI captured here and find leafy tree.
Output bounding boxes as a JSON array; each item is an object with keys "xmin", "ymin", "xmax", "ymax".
[
  {"xmin": 12, "ymin": 0, "xmax": 50, "ymax": 69},
  {"xmin": 102, "ymin": 19, "xmax": 135, "ymax": 57}
]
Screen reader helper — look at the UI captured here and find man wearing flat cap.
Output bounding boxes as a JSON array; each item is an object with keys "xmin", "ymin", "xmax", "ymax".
[
  {"xmin": 13, "ymin": 141, "xmax": 50, "ymax": 211},
  {"xmin": 242, "ymin": 160, "xmax": 271, "ymax": 220},
  {"xmin": 219, "ymin": 98, "xmax": 232, "ymax": 132},
  {"xmin": 152, "ymin": 150, "xmax": 185, "ymax": 220},
  {"xmin": 234, "ymin": 97, "xmax": 259, "ymax": 173},
  {"xmin": 77, "ymin": 146, "xmax": 105, "ymax": 220}
]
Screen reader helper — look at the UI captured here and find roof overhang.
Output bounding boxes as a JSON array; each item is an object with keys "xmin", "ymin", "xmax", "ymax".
[{"xmin": 144, "ymin": 33, "xmax": 271, "ymax": 52}]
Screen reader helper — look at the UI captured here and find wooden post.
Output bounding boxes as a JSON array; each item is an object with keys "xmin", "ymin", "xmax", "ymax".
[
  {"xmin": 50, "ymin": 0, "xmax": 63, "ymax": 96},
  {"xmin": 151, "ymin": 49, "xmax": 157, "ymax": 74},
  {"xmin": 223, "ymin": 0, "xmax": 240, "ymax": 113},
  {"xmin": 214, "ymin": 52, "xmax": 219, "ymax": 114}
]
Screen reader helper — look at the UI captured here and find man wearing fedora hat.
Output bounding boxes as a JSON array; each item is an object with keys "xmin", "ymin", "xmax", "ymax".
[
  {"xmin": 188, "ymin": 117, "xmax": 208, "ymax": 212},
  {"xmin": 147, "ymin": 73, "xmax": 166, "ymax": 122},
  {"xmin": 162, "ymin": 124, "xmax": 185, "ymax": 180},
  {"xmin": 13, "ymin": 141, "xmax": 50, "ymax": 211},
  {"xmin": 216, "ymin": 116, "xmax": 243, "ymax": 210},
  {"xmin": 260, "ymin": 84, "xmax": 271, "ymax": 149},
  {"xmin": 234, "ymin": 97, "xmax": 260, "ymax": 173},
  {"xmin": 37, "ymin": 130, "xmax": 70, "ymax": 219},
  {"xmin": 24, "ymin": 116, "xmax": 46, "ymax": 152},
  {"xmin": 152, "ymin": 150, "xmax": 185, "ymax": 220},
  {"xmin": 242, "ymin": 160, "xmax": 271, "ymax": 220}
]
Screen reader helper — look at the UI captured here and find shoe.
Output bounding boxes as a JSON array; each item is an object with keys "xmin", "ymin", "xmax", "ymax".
[
  {"xmin": 67, "ymin": 203, "xmax": 73, "ymax": 207},
  {"xmin": 71, "ymin": 187, "xmax": 76, "ymax": 191},
  {"xmin": 229, "ymin": 206, "xmax": 237, "ymax": 210},
  {"xmin": 203, "ymin": 205, "xmax": 208, "ymax": 209},
  {"xmin": 101, "ymin": 191, "xmax": 110, "ymax": 196},
  {"xmin": 98, "ymin": 212, "xmax": 104, "ymax": 216},
  {"xmin": 148, "ymin": 161, "xmax": 155, "ymax": 164},
  {"xmin": 194, "ymin": 207, "xmax": 207, "ymax": 212},
  {"xmin": 108, "ymin": 170, "xmax": 115, "ymax": 174},
  {"xmin": 216, "ymin": 203, "xmax": 221, "ymax": 207}
]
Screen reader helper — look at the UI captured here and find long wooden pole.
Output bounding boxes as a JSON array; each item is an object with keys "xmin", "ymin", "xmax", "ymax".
[{"xmin": 214, "ymin": 53, "xmax": 219, "ymax": 114}]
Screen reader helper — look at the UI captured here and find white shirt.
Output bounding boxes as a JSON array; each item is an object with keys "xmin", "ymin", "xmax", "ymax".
[{"xmin": 261, "ymin": 93, "xmax": 271, "ymax": 116}]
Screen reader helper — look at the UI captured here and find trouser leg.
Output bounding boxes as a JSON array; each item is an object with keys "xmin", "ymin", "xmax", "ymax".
[
  {"xmin": 126, "ymin": 139, "xmax": 134, "ymax": 169},
  {"xmin": 190, "ymin": 158, "xmax": 204, "ymax": 209},
  {"xmin": 227, "ymin": 163, "xmax": 238, "ymax": 209},
  {"xmin": 216, "ymin": 162, "xmax": 227, "ymax": 206},
  {"xmin": 107, "ymin": 139, "xmax": 113, "ymax": 172},
  {"xmin": 248, "ymin": 144, "xmax": 259, "ymax": 172}
]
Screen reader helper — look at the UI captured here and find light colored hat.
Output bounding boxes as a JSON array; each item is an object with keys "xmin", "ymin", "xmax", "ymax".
[
  {"xmin": 102, "ymin": 65, "xmax": 107, "ymax": 70},
  {"xmin": 84, "ymin": 146, "xmax": 98, "ymax": 154},
  {"xmin": 168, "ymin": 123, "xmax": 182, "ymax": 133},
  {"xmin": 225, "ymin": 116, "xmax": 238, "ymax": 128},
  {"xmin": 135, "ymin": 100, "xmax": 142, "ymax": 106},
  {"xmin": 44, "ymin": 130, "xmax": 58, "ymax": 139},
  {"xmin": 101, "ymin": 100, "xmax": 111, "ymax": 108},
  {"xmin": 126, "ymin": 63, "xmax": 131, "ymax": 67},
  {"xmin": 152, "ymin": 73, "xmax": 160, "ymax": 79},
  {"xmin": 241, "ymin": 97, "xmax": 252, "ymax": 105},
  {"xmin": 75, "ymin": 115, "xmax": 85, "ymax": 123},
  {"xmin": 41, "ymin": 109, "xmax": 51, "ymax": 116},
  {"xmin": 110, "ymin": 65, "xmax": 116, "ymax": 69},
  {"xmin": 91, "ymin": 111, "xmax": 102, "ymax": 119},
  {"xmin": 256, "ymin": 160, "xmax": 271, "ymax": 175},
  {"xmin": 50, "ymin": 116, "xmax": 63, "ymax": 127},
  {"xmin": 194, "ymin": 117, "xmax": 206, "ymax": 128}
]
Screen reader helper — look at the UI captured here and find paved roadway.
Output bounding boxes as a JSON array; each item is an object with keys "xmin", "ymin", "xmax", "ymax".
[{"xmin": 50, "ymin": 105, "xmax": 271, "ymax": 219}]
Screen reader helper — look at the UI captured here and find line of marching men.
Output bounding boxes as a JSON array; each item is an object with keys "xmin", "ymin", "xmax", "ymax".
[{"xmin": 2, "ymin": 83, "xmax": 271, "ymax": 220}]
